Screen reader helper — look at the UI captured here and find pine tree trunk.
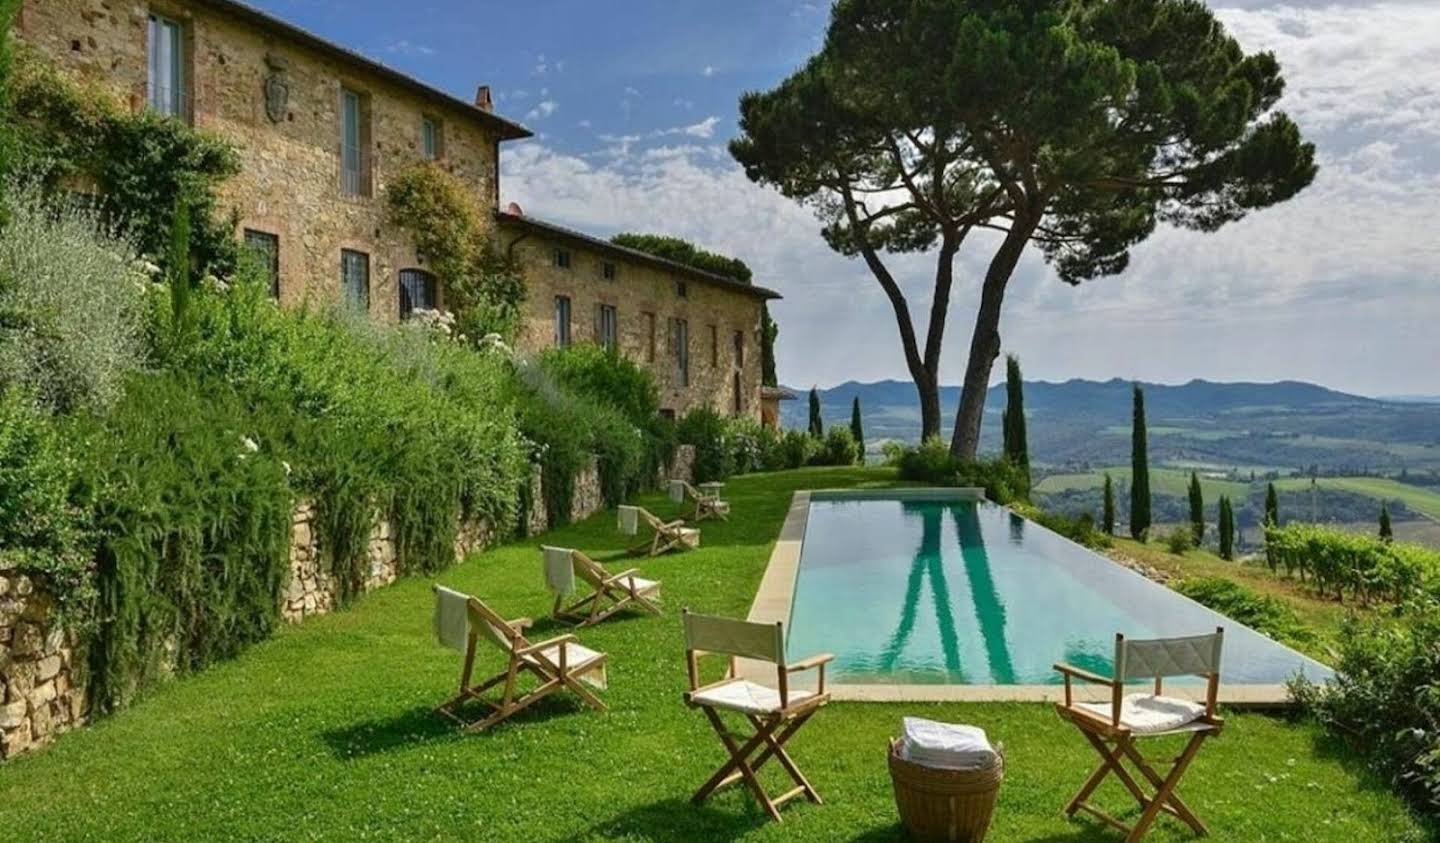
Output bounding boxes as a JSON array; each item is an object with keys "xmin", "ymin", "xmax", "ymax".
[
  {"xmin": 950, "ymin": 220, "xmax": 1035, "ymax": 459},
  {"xmin": 916, "ymin": 372, "xmax": 941, "ymax": 441}
]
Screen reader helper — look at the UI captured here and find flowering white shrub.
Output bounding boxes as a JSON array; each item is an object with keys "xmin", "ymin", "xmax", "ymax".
[{"xmin": 0, "ymin": 185, "xmax": 147, "ymax": 413}]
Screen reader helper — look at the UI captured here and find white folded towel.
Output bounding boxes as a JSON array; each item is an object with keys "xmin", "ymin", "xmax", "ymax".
[
  {"xmin": 668, "ymin": 479, "xmax": 687, "ymax": 503},
  {"xmin": 899, "ymin": 717, "xmax": 999, "ymax": 771},
  {"xmin": 542, "ymin": 546, "xmax": 576, "ymax": 596},
  {"xmin": 617, "ymin": 505, "xmax": 640, "ymax": 536},
  {"xmin": 432, "ymin": 586, "xmax": 471, "ymax": 652}
]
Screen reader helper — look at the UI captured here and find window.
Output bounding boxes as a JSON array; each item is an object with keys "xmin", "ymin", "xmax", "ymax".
[
  {"xmin": 643, "ymin": 312, "xmax": 656, "ymax": 363},
  {"xmin": 243, "ymin": 229, "xmax": 280, "ymax": 299},
  {"xmin": 733, "ymin": 372, "xmax": 744, "ymax": 415},
  {"xmin": 147, "ymin": 14, "xmax": 186, "ymax": 119},
  {"xmin": 554, "ymin": 296, "xmax": 572, "ymax": 347},
  {"xmin": 733, "ymin": 330, "xmax": 745, "ymax": 368},
  {"xmin": 341, "ymin": 249, "xmax": 370, "ymax": 310},
  {"xmin": 709, "ymin": 324, "xmax": 719, "ymax": 367},
  {"xmin": 340, "ymin": 87, "xmax": 371, "ymax": 196},
  {"xmin": 553, "ymin": 248, "xmax": 572, "ymax": 270},
  {"xmin": 670, "ymin": 317, "xmax": 689, "ymax": 387},
  {"xmin": 399, "ymin": 268, "xmax": 436, "ymax": 317},
  {"xmin": 596, "ymin": 304, "xmax": 618, "ymax": 353},
  {"xmin": 421, "ymin": 116, "xmax": 443, "ymax": 160},
  {"xmin": 675, "ymin": 280, "xmax": 688, "ymax": 299},
  {"xmin": 601, "ymin": 261, "xmax": 617, "ymax": 281}
]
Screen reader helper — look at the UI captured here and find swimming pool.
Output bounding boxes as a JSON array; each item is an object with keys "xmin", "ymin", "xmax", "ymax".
[{"xmin": 782, "ymin": 492, "xmax": 1332, "ymax": 688}]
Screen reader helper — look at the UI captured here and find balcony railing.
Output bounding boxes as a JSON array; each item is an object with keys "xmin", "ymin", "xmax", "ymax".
[
  {"xmin": 145, "ymin": 84, "xmax": 193, "ymax": 124},
  {"xmin": 340, "ymin": 145, "xmax": 374, "ymax": 198}
]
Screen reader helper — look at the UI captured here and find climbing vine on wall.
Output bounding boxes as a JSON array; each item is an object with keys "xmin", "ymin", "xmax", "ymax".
[{"xmin": 386, "ymin": 162, "xmax": 526, "ymax": 339}]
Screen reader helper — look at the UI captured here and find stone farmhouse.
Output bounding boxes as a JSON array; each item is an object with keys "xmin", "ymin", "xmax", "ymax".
[{"xmin": 12, "ymin": 0, "xmax": 780, "ymax": 420}]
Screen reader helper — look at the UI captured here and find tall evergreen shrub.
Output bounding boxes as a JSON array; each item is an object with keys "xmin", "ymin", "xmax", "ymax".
[
  {"xmin": 1130, "ymin": 384, "xmax": 1151, "ymax": 540},
  {"xmin": 1188, "ymin": 472, "xmax": 1205, "ymax": 545},
  {"xmin": 808, "ymin": 387, "xmax": 823, "ymax": 436}
]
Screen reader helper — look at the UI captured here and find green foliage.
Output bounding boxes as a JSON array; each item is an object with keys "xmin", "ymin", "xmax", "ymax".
[
  {"xmin": 609, "ymin": 233, "xmax": 752, "ymax": 282},
  {"xmin": 677, "ymin": 406, "xmax": 734, "ymax": 484},
  {"xmin": 83, "ymin": 370, "xmax": 294, "ymax": 712},
  {"xmin": 814, "ymin": 427, "xmax": 860, "ymax": 467},
  {"xmin": 1163, "ymin": 526, "xmax": 1194, "ymax": 555},
  {"xmin": 1102, "ymin": 472, "xmax": 1116, "ymax": 536},
  {"xmin": 778, "ymin": 429, "xmax": 817, "ymax": 470},
  {"xmin": 1130, "ymin": 384, "xmax": 1151, "ymax": 539},
  {"xmin": 386, "ymin": 162, "xmax": 525, "ymax": 340},
  {"xmin": 1188, "ymin": 471, "xmax": 1205, "ymax": 544},
  {"xmin": 1218, "ymin": 495, "xmax": 1236, "ymax": 560},
  {"xmin": 1019, "ymin": 505, "xmax": 1110, "ymax": 550},
  {"xmin": 6, "ymin": 48, "xmax": 240, "ymax": 273},
  {"xmin": 1264, "ymin": 523, "xmax": 1440, "ymax": 605},
  {"xmin": 1380, "ymin": 503, "xmax": 1394, "ymax": 542},
  {"xmin": 0, "ymin": 389, "xmax": 92, "ymax": 615},
  {"xmin": 1265, "ymin": 482, "xmax": 1280, "ymax": 527},
  {"xmin": 1001, "ymin": 355, "xmax": 1028, "ymax": 490},
  {"xmin": 890, "ymin": 437, "xmax": 1028, "ymax": 504},
  {"xmin": 0, "ymin": 0, "xmax": 19, "ymax": 185},
  {"xmin": 849, "ymin": 396, "xmax": 864, "ymax": 462},
  {"xmin": 0, "ymin": 185, "xmax": 148, "ymax": 413},
  {"xmin": 761, "ymin": 304, "xmax": 778, "ymax": 388},
  {"xmin": 725, "ymin": 416, "xmax": 780, "ymax": 475},
  {"xmin": 808, "ymin": 387, "xmax": 823, "ymax": 436},
  {"xmin": 731, "ymin": 0, "xmax": 1316, "ymax": 455},
  {"xmin": 1175, "ymin": 577, "xmax": 1314, "ymax": 650},
  {"xmin": 1293, "ymin": 611, "xmax": 1440, "ymax": 822}
]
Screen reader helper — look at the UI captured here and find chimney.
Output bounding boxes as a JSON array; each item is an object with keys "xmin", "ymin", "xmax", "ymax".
[{"xmin": 474, "ymin": 85, "xmax": 493, "ymax": 112}]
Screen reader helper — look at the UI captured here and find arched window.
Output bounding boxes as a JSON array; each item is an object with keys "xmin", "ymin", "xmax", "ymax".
[{"xmin": 398, "ymin": 268, "xmax": 436, "ymax": 318}]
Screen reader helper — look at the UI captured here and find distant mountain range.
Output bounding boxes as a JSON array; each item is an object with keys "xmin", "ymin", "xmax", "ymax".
[{"xmin": 781, "ymin": 378, "xmax": 1440, "ymax": 474}]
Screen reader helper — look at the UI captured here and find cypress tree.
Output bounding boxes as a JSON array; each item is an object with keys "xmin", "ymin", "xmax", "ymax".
[
  {"xmin": 1187, "ymin": 472, "xmax": 1205, "ymax": 545},
  {"xmin": 1102, "ymin": 473, "xmax": 1116, "ymax": 536},
  {"xmin": 807, "ymin": 387, "xmax": 823, "ymax": 437},
  {"xmin": 849, "ymin": 396, "xmax": 865, "ymax": 463},
  {"xmin": 1218, "ymin": 496, "xmax": 1235, "ymax": 560},
  {"xmin": 1129, "ymin": 384, "xmax": 1151, "ymax": 540},
  {"xmin": 1002, "ymin": 355, "xmax": 1030, "ymax": 493},
  {"xmin": 1264, "ymin": 482, "xmax": 1280, "ymax": 527},
  {"xmin": 1379, "ymin": 503, "xmax": 1393, "ymax": 542}
]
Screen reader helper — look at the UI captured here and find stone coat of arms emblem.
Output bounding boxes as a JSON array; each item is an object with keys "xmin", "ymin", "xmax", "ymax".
[{"xmin": 264, "ymin": 53, "xmax": 290, "ymax": 123}]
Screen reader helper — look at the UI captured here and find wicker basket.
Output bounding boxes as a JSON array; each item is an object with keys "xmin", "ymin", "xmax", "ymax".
[{"xmin": 888, "ymin": 738, "xmax": 1004, "ymax": 843}]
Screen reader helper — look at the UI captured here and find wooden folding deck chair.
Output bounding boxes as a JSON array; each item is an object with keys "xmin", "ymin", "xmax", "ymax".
[
  {"xmin": 669, "ymin": 479, "xmax": 731, "ymax": 522},
  {"xmin": 681, "ymin": 609, "xmax": 834, "ymax": 822},
  {"xmin": 1053, "ymin": 627, "xmax": 1226, "ymax": 843},
  {"xmin": 432, "ymin": 585, "xmax": 609, "ymax": 731},
  {"xmin": 544, "ymin": 546, "xmax": 663, "ymax": 627},
  {"xmin": 618, "ymin": 504, "xmax": 700, "ymax": 557}
]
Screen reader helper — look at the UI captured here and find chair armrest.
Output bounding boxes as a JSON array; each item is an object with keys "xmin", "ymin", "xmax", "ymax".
[
  {"xmin": 601, "ymin": 568, "xmax": 642, "ymax": 585},
  {"xmin": 508, "ymin": 617, "xmax": 533, "ymax": 631},
  {"xmin": 515, "ymin": 634, "xmax": 576, "ymax": 657},
  {"xmin": 785, "ymin": 653, "xmax": 836, "ymax": 673},
  {"xmin": 663, "ymin": 519, "xmax": 686, "ymax": 529},
  {"xmin": 1053, "ymin": 662, "xmax": 1117, "ymax": 687}
]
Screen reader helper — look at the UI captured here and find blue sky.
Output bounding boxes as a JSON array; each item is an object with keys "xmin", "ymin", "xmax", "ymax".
[{"xmin": 254, "ymin": 0, "xmax": 1439, "ymax": 397}]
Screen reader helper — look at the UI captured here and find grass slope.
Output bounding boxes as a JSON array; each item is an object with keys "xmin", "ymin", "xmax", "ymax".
[
  {"xmin": 0, "ymin": 467, "xmax": 1423, "ymax": 842},
  {"xmin": 1035, "ymin": 467, "xmax": 1251, "ymax": 501},
  {"xmin": 1273, "ymin": 476, "xmax": 1440, "ymax": 520}
]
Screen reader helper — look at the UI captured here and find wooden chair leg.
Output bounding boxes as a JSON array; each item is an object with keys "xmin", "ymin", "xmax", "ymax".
[
  {"xmin": 1122, "ymin": 733, "xmax": 1211, "ymax": 841},
  {"xmin": 694, "ymin": 709, "xmax": 780, "ymax": 819},
  {"xmin": 747, "ymin": 713, "xmax": 822, "ymax": 804}
]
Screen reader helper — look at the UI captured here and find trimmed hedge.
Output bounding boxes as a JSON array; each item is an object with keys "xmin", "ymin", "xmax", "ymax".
[{"xmin": 1264, "ymin": 523, "xmax": 1439, "ymax": 604}]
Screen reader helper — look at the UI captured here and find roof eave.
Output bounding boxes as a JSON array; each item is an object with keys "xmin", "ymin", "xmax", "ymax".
[
  {"xmin": 199, "ymin": 0, "xmax": 533, "ymax": 141},
  {"xmin": 496, "ymin": 212, "xmax": 782, "ymax": 301}
]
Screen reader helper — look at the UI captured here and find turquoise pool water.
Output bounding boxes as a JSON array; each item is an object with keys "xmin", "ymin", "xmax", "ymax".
[{"xmin": 785, "ymin": 495, "xmax": 1333, "ymax": 686}]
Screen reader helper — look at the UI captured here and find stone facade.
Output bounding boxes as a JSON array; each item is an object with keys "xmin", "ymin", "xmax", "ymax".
[
  {"xmin": 14, "ymin": 0, "xmax": 523, "ymax": 320},
  {"xmin": 500, "ymin": 216, "xmax": 773, "ymax": 420},
  {"xmin": 0, "ymin": 575, "xmax": 87, "ymax": 760},
  {"xmin": 14, "ymin": 0, "xmax": 783, "ymax": 419}
]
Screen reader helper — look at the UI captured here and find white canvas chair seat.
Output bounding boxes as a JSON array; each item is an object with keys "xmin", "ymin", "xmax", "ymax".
[
  {"xmin": 1076, "ymin": 694, "xmax": 1208, "ymax": 735},
  {"xmin": 522, "ymin": 642, "xmax": 608, "ymax": 689},
  {"xmin": 431, "ymin": 586, "xmax": 608, "ymax": 731},
  {"xmin": 1053, "ymin": 628, "xmax": 1226, "ymax": 843},
  {"xmin": 681, "ymin": 609, "xmax": 834, "ymax": 823},
  {"xmin": 671, "ymin": 479, "xmax": 731, "ymax": 522},
  {"xmin": 548, "ymin": 547, "xmax": 664, "ymax": 627},
  {"xmin": 620, "ymin": 505, "xmax": 700, "ymax": 556},
  {"xmin": 690, "ymin": 679, "xmax": 817, "ymax": 715}
]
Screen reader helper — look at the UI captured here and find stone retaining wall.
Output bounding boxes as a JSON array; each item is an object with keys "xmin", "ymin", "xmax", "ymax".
[{"xmin": 0, "ymin": 576, "xmax": 87, "ymax": 759}]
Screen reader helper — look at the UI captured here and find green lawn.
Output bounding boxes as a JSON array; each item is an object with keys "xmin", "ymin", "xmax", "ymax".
[
  {"xmin": 1273, "ymin": 476, "xmax": 1440, "ymax": 521},
  {"xmin": 0, "ymin": 467, "xmax": 1424, "ymax": 842}
]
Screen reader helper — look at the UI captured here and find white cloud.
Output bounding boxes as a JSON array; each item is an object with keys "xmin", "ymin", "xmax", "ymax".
[
  {"xmin": 653, "ymin": 116, "xmax": 722, "ymax": 140},
  {"xmin": 702, "ymin": 65, "xmax": 718, "ymax": 77},
  {"xmin": 577, "ymin": 119, "xmax": 593, "ymax": 129},
  {"xmin": 384, "ymin": 39, "xmax": 435, "ymax": 57},
  {"xmin": 525, "ymin": 100, "xmax": 559, "ymax": 121},
  {"xmin": 673, "ymin": 97, "xmax": 695, "ymax": 110}
]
